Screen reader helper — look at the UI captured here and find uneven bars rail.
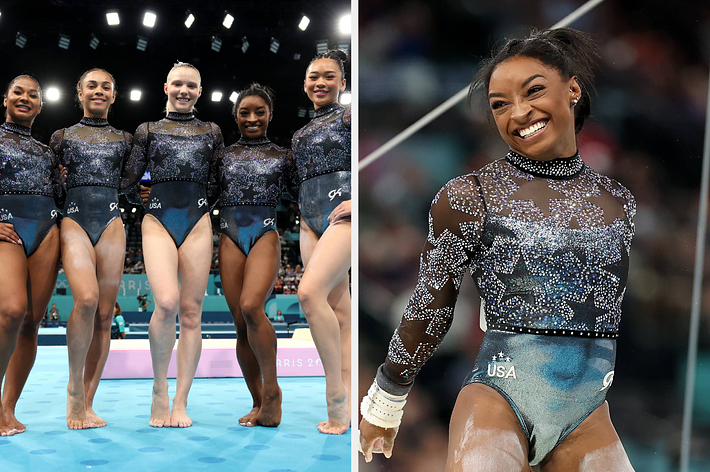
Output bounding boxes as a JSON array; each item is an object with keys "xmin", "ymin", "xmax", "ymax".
[
  {"xmin": 358, "ymin": 0, "xmax": 606, "ymax": 171},
  {"xmin": 680, "ymin": 62, "xmax": 710, "ymax": 472}
]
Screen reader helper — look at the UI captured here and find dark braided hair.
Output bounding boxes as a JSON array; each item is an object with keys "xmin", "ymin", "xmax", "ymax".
[
  {"xmin": 4, "ymin": 74, "xmax": 43, "ymax": 119},
  {"xmin": 232, "ymin": 83, "xmax": 275, "ymax": 116},
  {"xmin": 471, "ymin": 28, "xmax": 600, "ymax": 134},
  {"xmin": 75, "ymin": 68, "xmax": 117, "ymax": 111},
  {"xmin": 307, "ymin": 49, "xmax": 349, "ymax": 79}
]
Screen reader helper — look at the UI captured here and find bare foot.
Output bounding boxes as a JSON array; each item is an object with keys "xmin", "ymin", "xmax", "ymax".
[
  {"xmin": 85, "ymin": 406, "xmax": 107, "ymax": 428},
  {"xmin": 239, "ymin": 406, "xmax": 260, "ymax": 427},
  {"xmin": 2, "ymin": 407, "xmax": 26, "ymax": 434},
  {"xmin": 66, "ymin": 382, "xmax": 88, "ymax": 430},
  {"xmin": 170, "ymin": 401, "xmax": 192, "ymax": 428},
  {"xmin": 256, "ymin": 387, "xmax": 282, "ymax": 427},
  {"xmin": 149, "ymin": 385, "xmax": 171, "ymax": 428},
  {"xmin": 317, "ymin": 388, "xmax": 350, "ymax": 435},
  {"xmin": 0, "ymin": 404, "xmax": 19, "ymax": 437}
]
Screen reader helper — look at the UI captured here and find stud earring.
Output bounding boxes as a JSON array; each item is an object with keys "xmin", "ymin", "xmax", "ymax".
[{"xmin": 572, "ymin": 97, "xmax": 579, "ymax": 106}]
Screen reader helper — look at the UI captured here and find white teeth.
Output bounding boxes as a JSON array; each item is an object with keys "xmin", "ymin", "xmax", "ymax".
[{"xmin": 518, "ymin": 121, "xmax": 547, "ymax": 138}]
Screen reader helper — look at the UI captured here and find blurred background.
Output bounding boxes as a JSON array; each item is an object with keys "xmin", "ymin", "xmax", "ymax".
[{"xmin": 358, "ymin": 0, "xmax": 710, "ymax": 470}]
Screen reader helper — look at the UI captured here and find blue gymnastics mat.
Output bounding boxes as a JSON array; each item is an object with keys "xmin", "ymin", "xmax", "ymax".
[{"xmin": 0, "ymin": 347, "xmax": 351, "ymax": 472}]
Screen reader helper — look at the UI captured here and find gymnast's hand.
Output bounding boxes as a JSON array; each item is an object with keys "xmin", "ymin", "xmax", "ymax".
[
  {"xmin": 328, "ymin": 199, "xmax": 351, "ymax": 224},
  {"xmin": 359, "ymin": 418, "xmax": 398, "ymax": 462},
  {"xmin": 58, "ymin": 164, "xmax": 68, "ymax": 185},
  {"xmin": 140, "ymin": 185, "xmax": 151, "ymax": 205},
  {"xmin": 0, "ymin": 222, "xmax": 22, "ymax": 245}
]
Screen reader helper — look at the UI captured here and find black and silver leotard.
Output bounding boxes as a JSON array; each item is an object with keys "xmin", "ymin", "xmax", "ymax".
[
  {"xmin": 376, "ymin": 151, "xmax": 635, "ymax": 466},
  {"xmin": 50, "ymin": 117, "xmax": 132, "ymax": 246},
  {"xmin": 121, "ymin": 112, "xmax": 223, "ymax": 247},
  {"xmin": 218, "ymin": 136, "xmax": 291, "ymax": 256},
  {"xmin": 0, "ymin": 122, "xmax": 61, "ymax": 257},
  {"xmin": 291, "ymin": 102, "xmax": 351, "ymax": 238}
]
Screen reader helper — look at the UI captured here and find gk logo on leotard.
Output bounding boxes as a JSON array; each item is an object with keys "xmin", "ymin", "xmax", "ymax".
[
  {"xmin": 599, "ymin": 371, "xmax": 614, "ymax": 392},
  {"xmin": 0, "ymin": 209, "xmax": 12, "ymax": 221},
  {"xmin": 487, "ymin": 351, "xmax": 516, "ymax": 379},
  {"xmin": 263, "ymin": 218, "xmax": 275, "ymax": 227},
  {"xmin": 109, "ymin": 202, "xmax": 119, "ymax": 212},
  {"xmin": 67, "ymin": 202, "xmax": 79, "ymax": 214},
  {"xmin": 220, "ymin": 218, "xmax": 228, "ymax": 230},
  {"xmin": 148, "ymin": 198, "xmax": 161, "ymax": 210},
  {"xmin": 197, "ymin": 198, "xmax": 207, "ymax": 208},
  {"xmin": 328, "ymin": 187, "xmax": 342, "ymax": 201},
  {"xmin": 50, "ymin": 210, "xmax": 58, "ymax": 219}
]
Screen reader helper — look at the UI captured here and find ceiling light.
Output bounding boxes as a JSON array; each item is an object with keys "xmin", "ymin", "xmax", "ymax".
[
  {"xmin": 339, "ymin": 92, "xmax": 352, "ymax": 105},
  {"xmin": 130, "ymin": 90, "xmax": 141, "ymax": 101},
  {"xmin": 211, "ymin": 92, "xmax": 223, "ymax": 102},
  {"xmin": 241, "ymin": 36, "xmax": 249, "ymax": 53},
  {"xmin": 299, "ymin": 15, "xmax": 310, "ymax": 31},
  {"xmin": 223, "ymin": 13, "xmax": 234, "ymax": 29},
  {"xmin": 136, "ymin": 36, "xmax": 148, "ymax": 51},
  {"xmin": 229, "ymin": 92, "xmax": 238, "ymax": 103},
  {"xmin": 316, "ymin": 40, "xmax": 328, "ymax": 54},
  {"xmin": 269, "ymin": 37, "xmax": 280, "ymax": 54},
  {"xmin": 211, "ymin": 36, "xmax": 222, "ymax": 52},
  {"xmin": 143, "ymin": 12, "xmax": 156, "ymax": 28},
  {"xmin": 106, "ymin": 11, "xmax": 120, "ymax": 26},
  {"xmin": 185, "ymin": 12, "xmax": 195, "ymax": 28},
  {"xmin": 339, "ymin": 14, "xmax": 351, "ymax": 35},
  {"xmin": 46, "ymin": 88, "xmax": 60, "ymax": 101},
  {"xmin": 89, "ymin": 34, "xmax": 100, "ymax": 50},
  {"xmin": 15, "ymin": 32, "xmax": 27, "ymax": 48}
]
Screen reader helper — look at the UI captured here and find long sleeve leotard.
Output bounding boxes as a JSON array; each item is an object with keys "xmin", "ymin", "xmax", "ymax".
[
  {"xmin": 290, "ymin": 103, "xmax": 351, "ymax": 237},
  {"xmin": 0, "ymin": 122, "xmax": 61, "ymax": 256},
  {"xmin": 121, "ymin": 112, "xmax": 224, "ymax": 247},
  {"xmin": 218, "ymin": 136, "xmax": 292, "ymax": 255},
  {"xmin": 50, "ymin": 117, "xmax": 132, "ymax": 245}
]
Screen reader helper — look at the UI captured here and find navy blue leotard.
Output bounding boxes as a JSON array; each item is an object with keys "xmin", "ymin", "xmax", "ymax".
[
  {"xmin": 291, "ymin": 103, "xmax": 351, "ymax": 238},
  {"xmin": 0, "ymin": 122, "xmax": 61, "ymax": 257},
  {"xmin": 376, "ymin": 151, "xmax": 636, "ymax": 466},
  {"xmin": 218, "ymin": 136, "xmax": 291, "ymax": 256},
  {"xmin": 121, "ymin": 112, "xmax": 223, "ymax": 247},
  {"xmin": 50, "ymin": 117, "xmax": 132, "ymax": 246}
]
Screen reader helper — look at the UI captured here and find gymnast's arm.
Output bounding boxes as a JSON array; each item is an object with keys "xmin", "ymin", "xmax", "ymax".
[
  {"xmin": 359, "ymin": 175, "xmax": 485, "ymax": 461},
  {"xmin": 120, "ymin": 122, "xmax": 149, "ymax": 205}
]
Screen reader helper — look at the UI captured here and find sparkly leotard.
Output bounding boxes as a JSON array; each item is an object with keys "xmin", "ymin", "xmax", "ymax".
[
  {"xmin": 121, "ymin": 112, "xmax": 223, "ymax": 247},
  {"xmin": 218, "ymin": 136, "xmax": 291, "ymax": 256},
  {"xmin": 291, "ymin": 103, "xmax": 350, "ymax": 238},
  {"xmin": 0, "ymin": 122, "xmax": 61, "ymax": 257},
  {"xmin": 50, "ymin": 117, "xmax": 132, "ymax": 246},
  {"xmin": 377, "ymin": 151, "xmax": 635, "ymax": 466}
]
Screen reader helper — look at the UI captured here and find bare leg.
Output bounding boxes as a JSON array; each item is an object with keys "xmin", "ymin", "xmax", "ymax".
[
  {"xmin": 2, "ymin": 227, "xmax": 59, "ymax": 434},
  {"xmin": 219, "ymin": 235, "xmax": 261, "ymax": 426},
  {"xmin": 0, "ymin": 243, "xmax": 29, "ymax": 436},
  {"xmin": 539, "ymin": 402, "xmax": 635, "ymax": 472},
  {"xmin": 61, "ymin": 221, "xmax": 99, "ymax": 430},
  {"xmin": 83, "ymin": 219, "xmax": 126, "ymax": 428},
  {"xmin": 171, "ymin": 214, "xmax": 212, "ymax": 428},
  {"xmin": 142, "ymin": 215, "xmax": 179, "ymax": 428},
  {"xmin": 446, "ymin": 383, "xmax": 532, "ymax": 472},
  {"xmin": 328, "ymin": 276, "xmax": 351, "ymax": 399},
  {"xmin": 298, "ymin": 219, "xmax": 351, "ymax": 434},
  {"xmin": 241, "ymin": 231, "xmax": 281, "ymax": 427}
]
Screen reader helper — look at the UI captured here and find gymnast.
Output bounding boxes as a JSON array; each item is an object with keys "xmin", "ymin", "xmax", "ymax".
[
  {"xmin": 291, "ymin": 50, "xmax": 351, "ymax": 434},
  {"xmin": 45, "ymin": 69, "xmax": 132, "ymax": 430},
  {"xmin": 121, "ymin": 62, "xmax": 223, "ymax": 428},
  {"xmin": 217, "ymin": 83, "xmax": 291, "ymax": 427},
  {"xmin": 360, "ymin": 28, "xmax": 637, "ymax": 471},
  {"xmin": 0, "ymin": 75, "xmax": 62, "ymax": 436}
]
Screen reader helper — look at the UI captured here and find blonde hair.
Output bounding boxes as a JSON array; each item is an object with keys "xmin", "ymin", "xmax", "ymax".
[{"xmin": 166, "ymin": 61, "xmax": 201, "ymax": 85}]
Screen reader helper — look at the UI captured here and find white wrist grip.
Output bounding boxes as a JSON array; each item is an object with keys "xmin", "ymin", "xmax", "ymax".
[{"xmin": 360, "ymin": 379, "xmax": 408, "ymax": 429}]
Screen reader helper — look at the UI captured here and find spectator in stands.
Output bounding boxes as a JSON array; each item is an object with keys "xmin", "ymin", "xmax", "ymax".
[
  {"xmin": 275, "ymin": 310, "xmax": 284, "ymax": 322},
  {"xmin": 49, "ymin": 304, "xmax": 59, "ymax": 321}
]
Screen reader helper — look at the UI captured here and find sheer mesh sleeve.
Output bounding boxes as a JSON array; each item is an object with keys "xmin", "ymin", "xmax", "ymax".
[
  {"xmin": 382, "ymin": 175, "xmax": 486, "ymax": 390},
  {"xmin": 280, "ymin": 149, "xmax": 298, "ymax": 202},
  {"xmin": 120, "ymin": 122, "xmax": 149, "ymax": 205},
  {"xmin": 207, "ymin": 123, "xmax": 225, "ymax": 208},
  {"xmin": 48, "ymin": 129, "xmax": 65, "ymax": 208}
]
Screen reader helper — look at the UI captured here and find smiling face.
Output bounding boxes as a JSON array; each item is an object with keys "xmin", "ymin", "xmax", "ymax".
[
  {"xmin": 236, "ymin": 95, "xmax": 272, "ymax": 138},
  {"xmin": 3, "ymin": 76, "xmax": 42, "ymax": 128},
  {"xmin": 78, "ymin": 70, "xmax": 116, "ymax": 119},
  {"xmin": 304, "ymin": 58, "xmax": 346, "ymax": 109},
  {"xmin": 164, "ymin": 66, "xmax": 202, "ymax": 113},
  {"xmin": 487, "ymin": 56, "xmax": 581, "ymax": 161}
]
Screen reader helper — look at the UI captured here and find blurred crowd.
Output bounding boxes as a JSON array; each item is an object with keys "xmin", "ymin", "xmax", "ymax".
[{"xmin": 359, "ymin": 0, "xmax": 710, "ymax": 470}]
